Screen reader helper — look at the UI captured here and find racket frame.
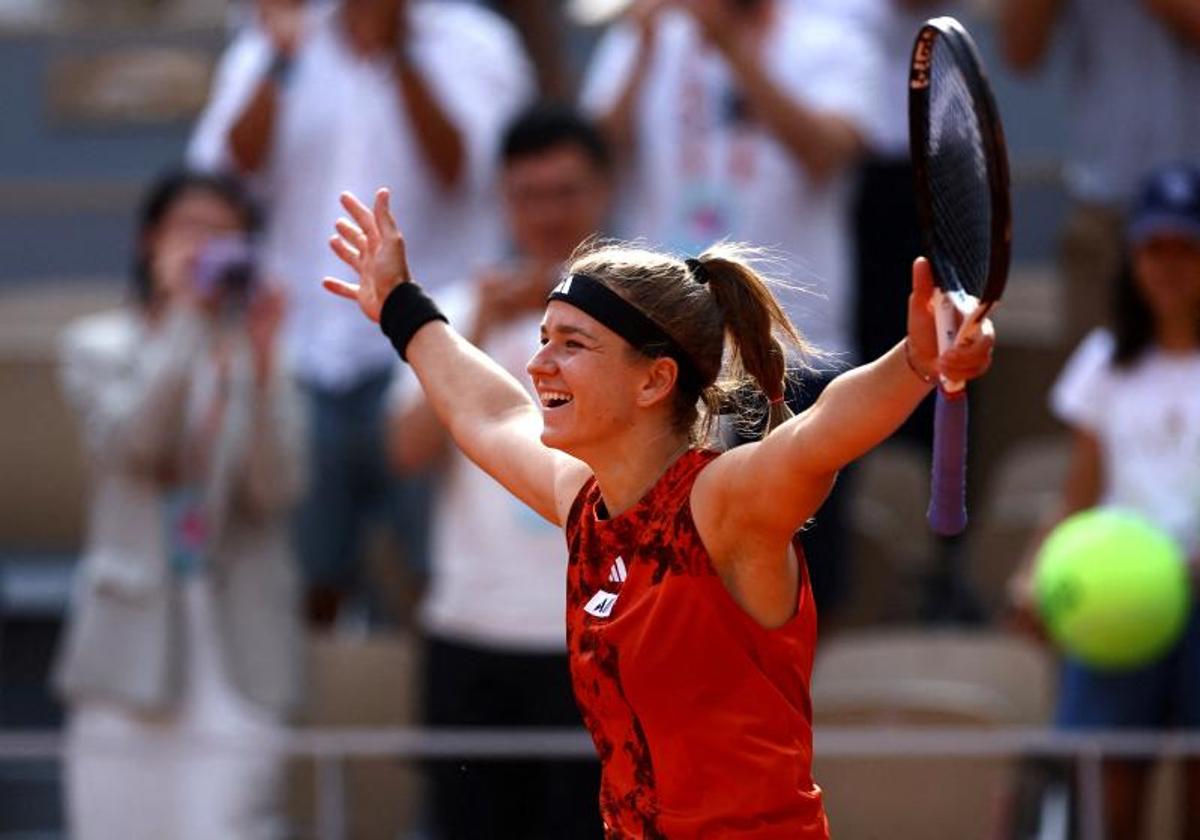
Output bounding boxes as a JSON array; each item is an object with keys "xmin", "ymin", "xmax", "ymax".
[{"xmin": 910, "ymin": 16, "xmax": 1011, "ymax": 393}]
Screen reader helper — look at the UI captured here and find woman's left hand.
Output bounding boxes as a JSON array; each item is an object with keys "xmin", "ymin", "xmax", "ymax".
[{"xmin": 906, "ymin": 256, "xmax": 996, "ymax": 384}]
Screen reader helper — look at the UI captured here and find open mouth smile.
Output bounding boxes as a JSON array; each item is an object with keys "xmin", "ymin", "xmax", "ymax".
[{"xmin": 538, "ymin": 390, "xmax": 574, "ymax": 409}]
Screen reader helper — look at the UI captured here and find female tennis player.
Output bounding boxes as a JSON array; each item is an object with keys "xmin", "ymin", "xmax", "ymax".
[{"xmin": 324, "ymin": 187, "xmax": 995, "ymax": 838}]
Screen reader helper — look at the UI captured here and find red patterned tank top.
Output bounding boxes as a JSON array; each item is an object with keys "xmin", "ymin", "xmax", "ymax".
[{"xmin": 565, "ymin": 449, "xmax": 829, "ymax": 839}]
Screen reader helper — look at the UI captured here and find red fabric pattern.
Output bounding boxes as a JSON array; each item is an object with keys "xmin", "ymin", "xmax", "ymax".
[{"xmin": 565, "ymin": 449, "xmax": 829, "ymax": 839}]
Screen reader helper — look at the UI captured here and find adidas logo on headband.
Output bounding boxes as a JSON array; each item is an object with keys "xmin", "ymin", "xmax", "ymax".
[{"xmin": 547, "ymin": 273, "xmax": 704, "ymax": 392}]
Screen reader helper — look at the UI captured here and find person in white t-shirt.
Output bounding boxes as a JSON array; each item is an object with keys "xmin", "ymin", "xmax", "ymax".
[
  {"xmin": 187, "ymin": 0, "xmax": 535, "ymax": 625},
  {"xmin": 579, "ymin": 0, "xmax": 882, "ymax": 620},
  {"xmin": 387, "ymin": 104, "xmax": 611, "ymax": 839},
  {"xmin": 1011, "ymin": 163, "xmax": 1200, "ymax": 839},
  {"xmin": 581, "ymin": 0, "xmax": 880, "ymax": 361}
]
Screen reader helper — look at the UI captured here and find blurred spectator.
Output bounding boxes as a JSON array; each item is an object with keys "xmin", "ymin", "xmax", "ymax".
[
  {"xmin": 999, "ymin": 0, "xmax": 1200, "ymax": 346},
  {"xmin": 54, "ymin": 170, "xmax": 305, "ymax": 840},
  {"xmin": 1010, "ymin": 163, "xmax": 1200, "ymax": 839},
  {"xmin": 188, "ymin": 0, "xmax": 535, "ymax": 626},
  {"xmin": 387, "ymin": 103, "xmax": 610, "ymax": 839},
  {"xmin": 492, "ymin": 0, "xmax": 572, "ymax": 98},
  {"xmin": 579, "ymin": 0, "xmax": 881, "ymax": 619}
]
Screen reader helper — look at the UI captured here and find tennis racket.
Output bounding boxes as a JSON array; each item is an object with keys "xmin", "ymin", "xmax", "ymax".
[{"xmin": 909, "ymin": 17, "xmax": 1011, "ymax": 536}]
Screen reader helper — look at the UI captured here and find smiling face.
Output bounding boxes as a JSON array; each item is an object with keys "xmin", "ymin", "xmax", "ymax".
[{"xmin": 527, "ymin": 301, "xmax": 665, "ymax": 457}]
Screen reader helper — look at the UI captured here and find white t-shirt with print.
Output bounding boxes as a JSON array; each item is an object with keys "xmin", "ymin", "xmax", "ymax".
[
  {"xmin": 390, "ymin": 282, "xmax": 568, "ymax": 651},
  {"xmin": 813, "ymin": 0, "xmax": 965, "ymax": 158},
  {"xmin": 1052, "ymin": 329, "xmax": 1200, "ymax": 556},
  {"xmin": 188, "ymin": 3, "xmax": 534, "ymax": 390},
  {"xmin": 580, "ymin": 4, "xmax": 882, "ymax": 360}
]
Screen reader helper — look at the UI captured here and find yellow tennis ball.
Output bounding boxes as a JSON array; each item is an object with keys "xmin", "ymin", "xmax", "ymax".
[{"xmin": 1034, "ymin": 508, "xmax": 1191, "ymax": 670}]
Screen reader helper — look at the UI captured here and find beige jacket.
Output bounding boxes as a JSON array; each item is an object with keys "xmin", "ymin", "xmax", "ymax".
[{"xmin": 53, "ymin": 306, "xmax": 306, "ymax": 717}]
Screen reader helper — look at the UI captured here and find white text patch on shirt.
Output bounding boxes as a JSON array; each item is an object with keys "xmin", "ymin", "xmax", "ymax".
[{"xmin": 584, "ymin": 589, "xmax": 619, "ymax": 618}]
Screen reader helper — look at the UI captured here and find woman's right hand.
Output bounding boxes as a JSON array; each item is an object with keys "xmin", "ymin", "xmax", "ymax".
[{"xmin": 323, "ymin": 189, "xmax": 410, "ymax": 323}]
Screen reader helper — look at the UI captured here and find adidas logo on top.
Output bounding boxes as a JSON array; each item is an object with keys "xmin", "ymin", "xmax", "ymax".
[
  {"xmin": 584, "ymin": 557, "xmax": 627, "ymax": 619},
  {"xmin": 608, "ymin": 556, "xmax": 626, "ymax": 584}
]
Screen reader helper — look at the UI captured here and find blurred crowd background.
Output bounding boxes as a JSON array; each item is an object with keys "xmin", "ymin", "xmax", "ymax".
[{"xmin": 0, "ymin": 0, "xmax": 1197, "ymax": 838}]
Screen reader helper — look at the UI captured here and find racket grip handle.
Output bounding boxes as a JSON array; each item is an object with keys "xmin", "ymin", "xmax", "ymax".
[{"xmin": 928, "ymin": 390, "xmax": 968, "ymax": 536}]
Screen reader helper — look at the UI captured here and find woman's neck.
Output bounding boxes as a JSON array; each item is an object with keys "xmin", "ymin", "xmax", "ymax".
[
  {"xmin": 1155, "ymin": 316, "xmax": 1200, "ymax": 353},
  {"xmin": 588, "ymin": 429, "xmax": 692, "ymax": 518}
]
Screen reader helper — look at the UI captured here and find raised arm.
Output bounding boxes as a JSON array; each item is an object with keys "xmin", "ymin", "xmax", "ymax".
[
  {"xmin": 586, "ymin": 2, "xmax": 664, "ymax": 163},
  {"xmin": 684, "ymin": 257, "xmax": 991, "ymax": 627},
  {"xmin": 698, "ymin": 258, "xmax": 992, "ymax": 548},
  {"xmin": 225, "ymin": 0, "xmax": 306, "ymax": 173},
  {"xmin": 322, "ymin": 189, "xmax": 589, "ymax": 524},
  {"xmin": 392, "ymin": 51, "xmax": 466, "ymax": 189},
  {"xmin": 689, "ymin": 0, "xmax": 865, "ymax": 181}
]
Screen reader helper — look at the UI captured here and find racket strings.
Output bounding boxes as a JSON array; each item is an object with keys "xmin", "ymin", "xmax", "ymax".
[{"xmin": 924, "ymin": 48, "xmax": 992, "ymax": 297}]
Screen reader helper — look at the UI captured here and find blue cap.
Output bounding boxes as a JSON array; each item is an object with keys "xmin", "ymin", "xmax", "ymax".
[{"xmin": 1128, "ymin": 163, "xmax": 1200, "ymax": 246}]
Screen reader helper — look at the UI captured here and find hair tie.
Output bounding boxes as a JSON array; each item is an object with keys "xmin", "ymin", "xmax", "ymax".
[
  {"xmin": 684, "ymin": 257, "xmax": 709, "ymax": 285},
  {"xmin": 767, "ymin": 393, "xmax": 786, "ymax": 406}
]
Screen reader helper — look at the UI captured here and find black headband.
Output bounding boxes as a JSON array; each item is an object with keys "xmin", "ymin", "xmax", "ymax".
[{"xmin": 547, "ymin": 272, "xmax": 704, "ymax": 393}]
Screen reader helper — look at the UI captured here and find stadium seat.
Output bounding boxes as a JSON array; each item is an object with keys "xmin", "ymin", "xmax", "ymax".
[
  {"xmin": 811, "ymin": 630, "xmax": 1054, "ymax": 840},
  {"xmin": 841, "ymin": 443, "xmax": 935, "ymax": 627}
]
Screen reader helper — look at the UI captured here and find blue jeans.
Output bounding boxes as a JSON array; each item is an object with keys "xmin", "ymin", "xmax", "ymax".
[
  {"xmin": 293, "ymin": 368, "xmax": 432, "ymax": 595},
  {"xmin": 1056, "ymin": 600, "xmax": 1200, "ymax": 730}
]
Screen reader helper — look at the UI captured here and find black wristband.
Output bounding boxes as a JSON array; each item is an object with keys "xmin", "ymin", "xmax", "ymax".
[{"xmin": 379, "ymin": 282, "xmax": 448, "ymax": 362}]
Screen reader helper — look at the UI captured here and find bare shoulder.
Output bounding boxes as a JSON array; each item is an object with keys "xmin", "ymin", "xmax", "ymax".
[
  {"xmin": 689, "ymin": 444, "xmax": 761, "ymax": 554},
  {"xmin": 691, "ymin": 443, "xmax": 759, "ymax": 508},
  {"xmin": 691, "ymin": 433, "xmax": 834, "ymax": 557}
]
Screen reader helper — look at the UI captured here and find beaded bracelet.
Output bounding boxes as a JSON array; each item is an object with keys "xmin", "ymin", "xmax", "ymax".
[{"xmin": 904, "ymin": 338, "xmax": 937, "ymax": 385}]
